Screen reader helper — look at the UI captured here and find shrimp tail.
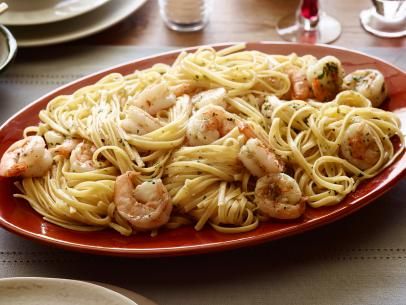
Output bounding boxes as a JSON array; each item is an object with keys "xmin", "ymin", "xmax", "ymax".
[
  {"xmin": 1, "ymin": 162, "xmax": 27, "ymax": 177},
  {"xmin": 126, "ymin": 170, "xmax": 140, "ymax": 183},
  {"xmin": 237, "ymin": 122, "xmax": 257, "ymax": 139},
  {"xmin": 288, "ymin": 68, "xmax": 310, "ymax": 100},
  {"xmin": 312, "ymin": 79, "xmax": 323, "ymax": 101},
  {"xmin": 51, "ymin": 139, "xmax": 81, "ymax": 158}
]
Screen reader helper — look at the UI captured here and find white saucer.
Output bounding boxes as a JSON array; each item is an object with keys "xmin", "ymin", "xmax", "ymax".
[
  {"xmin": 0, "ymin": 277, "xmax": 139, "ymax": 305},
  {"xmin": 7, "ymin": 0, "xmax": 148, "ymax": 47},
  {"xmin": 0, "ymin": 0, "xmax": 111, "ymax": 26}
]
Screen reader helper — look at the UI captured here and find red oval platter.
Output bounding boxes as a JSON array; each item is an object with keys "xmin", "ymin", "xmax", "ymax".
[{"xmin": 0, "ymin": 42, "xmax": 405, "ymax": 257}]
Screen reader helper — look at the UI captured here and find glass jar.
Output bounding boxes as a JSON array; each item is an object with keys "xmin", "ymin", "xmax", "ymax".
[{"xmin": 159, "ymin": 0, "xmax": 212, "ymax": 32}]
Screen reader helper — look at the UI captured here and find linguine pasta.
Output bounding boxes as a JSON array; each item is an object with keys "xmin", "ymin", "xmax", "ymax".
[{"xmin": 5, "ymin": 44, "xmax": 403, "ymax": 236}]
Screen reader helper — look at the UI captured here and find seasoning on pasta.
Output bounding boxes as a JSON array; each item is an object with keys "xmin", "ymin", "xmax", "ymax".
[{"xmin": 0, "ymin": 44, "xmax": 403, "ymax": 236}]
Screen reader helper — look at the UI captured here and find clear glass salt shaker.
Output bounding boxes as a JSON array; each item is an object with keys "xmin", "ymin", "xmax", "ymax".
[{"xmin": 159, "ymin": 0, "xmax": 212, "ymax": 32}]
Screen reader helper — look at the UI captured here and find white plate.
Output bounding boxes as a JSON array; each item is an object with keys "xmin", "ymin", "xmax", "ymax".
[
  {"xmin": 7, "ymin": 0, "xmax": 148, "ymax": 47},
  {"xmin": 0, "ymin": 25, "xmax": 17, "ymax": 72},
  {"xmin": 0, "ymin": 0, "xmax": 112, "ymax": 26},
  {"xmin": 0, "ymin": 277, "xmax": 138, "ymax": 305}
]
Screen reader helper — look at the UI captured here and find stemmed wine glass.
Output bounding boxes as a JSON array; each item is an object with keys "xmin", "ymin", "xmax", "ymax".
[{"xmin": 276, "ymin": 0, "xmax": 342, "ymax": 44}]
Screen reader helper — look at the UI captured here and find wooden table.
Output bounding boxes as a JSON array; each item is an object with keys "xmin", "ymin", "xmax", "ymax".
[{"xmin": 85, "ymin": 0, "xmax": 406, "ymax": 48}]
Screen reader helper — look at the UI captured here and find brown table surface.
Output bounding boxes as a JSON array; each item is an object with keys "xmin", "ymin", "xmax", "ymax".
[{"xmin": 80, "ymin": 0, "xmax": 406, "ymax": 48}]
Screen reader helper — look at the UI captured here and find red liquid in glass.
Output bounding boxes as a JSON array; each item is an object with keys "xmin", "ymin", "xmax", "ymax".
[{"xmin": 301, "ymin": 0, "xmax": 319, "ymax": 19}]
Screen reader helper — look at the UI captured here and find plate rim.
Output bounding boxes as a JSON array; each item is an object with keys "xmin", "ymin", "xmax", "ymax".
[
  {"xmin": 0, "ymin": 277, "xmax": 138, "ymax": 305},
  {"xmin": 10, "ymin": 0, "xmax": 148, "ymax": 48},
  {"xmin": 0, "ymin": 42, "xmax": 405, "ymax": 257},
  {"xmin": 0, "ymin": 0, "xmax": 112, "ymax": 26},
  {"xmin": 0, "ymin": 25, "xmax": 18, "ymax": 72}
]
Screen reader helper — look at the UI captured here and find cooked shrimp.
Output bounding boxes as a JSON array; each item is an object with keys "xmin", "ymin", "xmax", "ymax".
[
  {"xmin": 307, "ymin": 56, "xmax": 344, "ymax": 102},
  {"xmin": 0, "ymin": 136, "xmax": 52, "ymax": 177},
  {"xmin": 121, "ymin": 106, "xmax": 163, "ymax": 135},
  {"xmin": 186, "ymin": 105, "xmax": 237, "ymax": 146},
  {"xmin": 255, "ymin": 173, "xmax": 305, "ymax": 219},
  {"xmin": 170, "ymin": 83, "xmax": 196, "ymax": 97},
  {"xmin": 287, "ymin": 68, "xmax": 310, "ymax": 100},
  {"xmin": 114, "ymin": 171, "xmax": 172, "ymax": 230},
  {"xmin": 51, "ymin": 138, "xmax": 81, "ymax": 158},
  {"xmin": 43, "ymin": 130, "xmax": 65, "ymax": 146},
  {"xmin": 238, "ymin": 138, "xmax": 284, "ymax": 177},
  {"xmin": 70, "ymin": 142, "xmax": 97, "ymax": 172},
  {"xmin": 130, "ymin": 82, "xmax": 176, "ymax": 115},
  {"xmin": 237, "ymin": 122, "xmax": 258, "ymax": 139},
  {"xmin": 261, "ymin": 95, "xmax": 283, "ymax": 125},
  {"xmin": 191, "ymin": 88, "xmax": 227, "ymax": 110},
  {"xmin": 340, "ymin": 121, "xmax": 380, "ymax": 170},
  {"xmin": 342, "ymin": 69, "xmax": 387, "ymax": 107}
]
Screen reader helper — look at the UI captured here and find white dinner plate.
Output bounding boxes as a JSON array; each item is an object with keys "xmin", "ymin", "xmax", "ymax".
[
  {"xmin": 0, "ymin": 25, "xmax": 17, "ymax": 73},
  {"xmin": 0, "ymin": 0, "xmax": 111, "ymax": 26},
  {"xmin": 7, "ymin": 0, "xmax": 148, "ymax": 47},
  {"xmin": 0, "ymin": 277, "xmax": 140, "ymax": 305}
]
